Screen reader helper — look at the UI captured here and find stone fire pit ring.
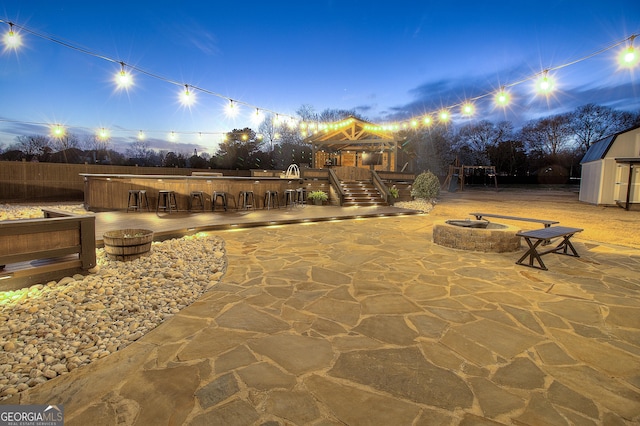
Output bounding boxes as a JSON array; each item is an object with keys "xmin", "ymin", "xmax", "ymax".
[{"xmin": 433, "ymin": 220, "xmax": 521, "ymax": 253}]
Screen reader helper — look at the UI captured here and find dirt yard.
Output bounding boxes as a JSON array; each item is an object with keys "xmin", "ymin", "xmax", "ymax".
[{"xmin": 429, "ymin": 187, "xmax": 640, "ymax": 250}]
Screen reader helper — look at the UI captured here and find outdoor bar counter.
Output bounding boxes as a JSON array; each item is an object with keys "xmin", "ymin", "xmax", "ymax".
[{"xmin": 81, "ymin": 173, "xmax": 306, "ymax": 211}]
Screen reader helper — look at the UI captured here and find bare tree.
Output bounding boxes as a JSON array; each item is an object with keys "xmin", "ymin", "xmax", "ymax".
[
  {"xmin": 520, "ymin": 113, "xmax": 573, "ymax": 156},
  {"xmin": 454, "ymin": 120, "xmax": 513, "ymax": 165},
  {"xmin": 570, "ymin": 104, "xmax": 639, "ymax": 152},
  {"xmin": 125, "ymin": 140, "xmax": 152, "ymax": 162},
  {"xmin": 83, "ymin": 134, "xmax": 111, "ymax": 164},
  {"xmin": 50, "ymin": 133, "xmax": 80, "ymax": 163},
  {"xmin": 15, "ymin": 134, "xmax": 51, "ymax": 159},
  {"xmin": 258, "ymin": 113, "xmax": 279, "ymax": 152},
  {"xmin": 399, "ymin": 125, "xmax": 455, "ymax": 176}
]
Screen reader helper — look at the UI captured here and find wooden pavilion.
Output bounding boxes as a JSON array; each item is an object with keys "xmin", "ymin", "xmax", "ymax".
[{"xmin": 304, "ymin": 116, "xmax": 400, "ymax": 171}]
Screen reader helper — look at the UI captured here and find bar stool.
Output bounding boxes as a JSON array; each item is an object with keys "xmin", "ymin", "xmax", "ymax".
[
  {"xmin": 127, "ymin": 189, "xmax": 150, "ymax": 212},
  {"xmin": 296, "ymin": 188, "xmax": 307, "ymax": 206},
  {"xmin": 263, "ymin": 190, "xmax": 280, "ymax": 210},
  {"xmin": 238, "ymin": 190, "xmax": 255, "ymax": 210},
  {"xmin": 284, "ymin": 189, "xmax": 297, "ymax": 208},
  {"xmin": 157, "ymin": 190, "xmax": 178, "ymax": 214},
  {"xmin": 189, "ymin": 191, "xmax": 205, "ymax": 212},
  {"xmin": 212, "ymin": 191, "xmax": 228, "ymax": 211}
]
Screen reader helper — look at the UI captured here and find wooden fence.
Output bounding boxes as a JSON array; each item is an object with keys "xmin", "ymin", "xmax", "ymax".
[{"xmin": 0, "ymin": 160, "xmax": 247, "ymax": 202}]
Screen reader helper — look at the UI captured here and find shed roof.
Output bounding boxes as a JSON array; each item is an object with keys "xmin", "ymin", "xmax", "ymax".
[
  {"xmin": 580, "ymin": 124, "xmax": 640, "ymax": 164},
  {"xmin": 581, "ymin": 135, "xmax": 615, "ymax": 163}
]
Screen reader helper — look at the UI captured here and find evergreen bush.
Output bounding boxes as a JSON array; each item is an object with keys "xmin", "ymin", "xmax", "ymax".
[{"xmin": 411, "ymin": 171, "xmax": 440, "ymax": 199}]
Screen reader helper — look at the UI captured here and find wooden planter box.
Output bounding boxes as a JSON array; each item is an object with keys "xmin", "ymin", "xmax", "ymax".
[{"xmin": 0, "ymin": 209, "xmax": 96, "ymax": 290}]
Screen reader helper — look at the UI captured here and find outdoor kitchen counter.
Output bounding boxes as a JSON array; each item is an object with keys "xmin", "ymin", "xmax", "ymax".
[{"xmin": 80, "ymin": 173, "xmax": 305, "ymax": 211}]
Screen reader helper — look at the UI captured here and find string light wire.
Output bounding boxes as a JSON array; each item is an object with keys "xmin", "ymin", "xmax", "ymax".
[{"xmin": 1, "ymin": 18, "xmax": 638, "ymax": 136}]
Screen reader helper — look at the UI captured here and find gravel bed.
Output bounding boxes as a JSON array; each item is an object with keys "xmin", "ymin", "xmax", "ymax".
[
  {"xmin": 394, "ymin": 198, "xmax": 436, "ymax": 213},
  {"xmin": 0, "ymin": 205, "xmax": 227, "ymax": 400}
]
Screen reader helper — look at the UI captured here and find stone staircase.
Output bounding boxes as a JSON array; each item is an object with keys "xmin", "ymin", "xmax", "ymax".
[{"xmin": 340, "ymin": 180, "xmax": 387, "ymax": 207}]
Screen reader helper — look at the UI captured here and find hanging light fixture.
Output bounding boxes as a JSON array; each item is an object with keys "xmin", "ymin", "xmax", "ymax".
[
  {"xmin": 495, "ymin": 87, "xmax": 511, "ymax": 107},
  {"xmin": 3, "ymin": 22, "xmax": 21, "ymax": 50},
  {"xmin": 619, "ymin": 35, "xmax": 639, "ymax": 68},
  {"xmin": 461, "ymin": 102, "xmax": 475, "ymax": 116},
  {"xmin": 179, "ymin": 84, "xmax": 195, "ymax": 106},
  {"xmin": 115, "ymin": 62, "xmax": 133, "ymax": 89},
  {"xmin": 536, "ymin": 70, "xmax": 555, "ymax": 95},
  {"xmin": 51, "ymin": 124, "xmax": 65, "ymax": 138},
  {"xmin": 97, "ymin": 128, "xmax": 109, "ymax": 140},
  {"xmin": 225, "ymin": 99, "xmax": 238, "ymax": 117}
]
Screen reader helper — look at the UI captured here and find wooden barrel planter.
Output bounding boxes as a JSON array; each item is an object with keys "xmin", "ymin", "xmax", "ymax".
[{"xmin": 103, "ymin": 229, "xmax": 154, "ymax": 261}]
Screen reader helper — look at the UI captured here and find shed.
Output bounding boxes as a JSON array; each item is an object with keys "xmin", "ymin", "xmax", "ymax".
[{"xmin": 579, "ymin": 125, "xmax": 640, "ymax": 209}]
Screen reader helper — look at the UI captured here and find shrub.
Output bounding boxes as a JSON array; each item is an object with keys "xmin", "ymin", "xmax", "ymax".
[
  {"xmin": 389, "ymin": 187, "xmax": 399, "ymax": 198},
  {"xmin": 411, "ymin": 171, "xmax": 440, "ymax": 199},
  {"xmin": 307, "ymin": 190, "xmax": 328, "ymax": 201}
]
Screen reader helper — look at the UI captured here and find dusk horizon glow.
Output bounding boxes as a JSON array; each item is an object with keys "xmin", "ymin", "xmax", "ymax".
[{"xmin": 1, "ymin": 1, "xmax": 639, "ymax": 155}]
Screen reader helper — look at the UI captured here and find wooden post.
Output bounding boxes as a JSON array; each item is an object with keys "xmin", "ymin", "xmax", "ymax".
[{"xmin": 625, "ymin": 164, "xmax": 634, "ymax": 210}]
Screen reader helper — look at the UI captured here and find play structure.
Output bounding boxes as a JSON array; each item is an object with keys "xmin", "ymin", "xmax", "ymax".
[{"xmin": 442, "ymin": 164, "xmax": 498, "ymax": 191}]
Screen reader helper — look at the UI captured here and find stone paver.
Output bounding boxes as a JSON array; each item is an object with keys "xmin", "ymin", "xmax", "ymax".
[{"xmin": 5, "ymin": 213, "xmax": 640, "ymax": 425}]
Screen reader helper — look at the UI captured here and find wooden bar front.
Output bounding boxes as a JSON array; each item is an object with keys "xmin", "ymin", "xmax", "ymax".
[{"xmin": 81, "ymin": 174, "xmax": 308, "ymax": 211}]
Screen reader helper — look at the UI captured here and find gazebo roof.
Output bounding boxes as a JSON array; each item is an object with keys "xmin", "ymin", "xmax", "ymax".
[{"xmin": 304, "ymin": 116, "xmax": 397, "ymax": 151}]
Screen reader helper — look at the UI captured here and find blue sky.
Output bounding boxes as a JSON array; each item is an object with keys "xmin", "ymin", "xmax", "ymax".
[{"xmin": 1, "ymin": 0, "xmax": 639, "ymax": 155}]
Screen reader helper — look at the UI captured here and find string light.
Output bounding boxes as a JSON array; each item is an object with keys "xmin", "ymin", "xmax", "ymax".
[
  {"xmin": 251, "ymin": 108, "xmax": 263, "ymax": 124},
  {"xmin": 3, "ymin": 22, "xmax": 21, "ymax": 51},
  {"xmin": 0, "ymin": 18, "xmax": 637, "ymax": 138},
  {"xmin": 97, "ymin": 128, "xmax": 109, "ymax": 140},
  {"xmin": 619, "ymin": 35, "xmax": 639, "ymax": 67},
  {"xmin": 179, "ymin": 85, "xmax": 195, "ymax": 106},
  {"xmin": 495, "ymin": 87, "xmax": 511, "ymax": 107},
  {"xmin": 225, "ymin": 100, "xmax": 238, "ymax": 117},
  {"xmin": 138, "ymin": 130, "xmax": 145, "ymax": 140},
  {"xmin": 535, "ymin": 70, "xmax": 555, "ymax": 95},
  {"xmin": 115, "ymin": 62, "xmax": 133, "ymax": 89},
  {"xmin": 461, "ymin": 102, "xmax": 475, "ymax": 116},
  {"xmin": 439, "ymin": 110, "xmax": 450, "ymax": 122},
  {"xmin": 51, "ymin": 124, "xmax": 65, "ymax": 138}
]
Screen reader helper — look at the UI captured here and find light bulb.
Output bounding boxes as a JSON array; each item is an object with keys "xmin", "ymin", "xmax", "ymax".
[
  {"xmin": 619, "ymin": 45, "xmax": 639, "ymax": 67},
  {"xmin": 423, "ymin": 115, "xmax": 433, "ymax": 126},
  {"xmin": 115, "ymin": 62, "xmax": 132, "ymax": 88},
  {"xmin": 138, "ymin": 130, "xmax": 145, "ymax": 140},
  {"xmin": 225, "ymin": 100, "xmax": 238, "ymax": 117},
  {"xmin": 3, "ymin": 23, "xmax": 21, "ymax": 50},
  {"xmin": 439, "ymin": 110, "xmax": 450, "ymax": 122},
  {"xmin": 180, "ymin": 85, "xmax": 195, "ymax": 106},
  {"xmin": 495, "ymin": 88, "xmax": 510, "ymax": 107},
  {"xmin": 51, "ymin": 124, "xmax": 65, "ymax": 138},
  {"xmin": 536, "ymin": 72, "xmax": 554, "ymax": 95},
  {"xmin": 462, "ymin": 103, "xmax": 475, "ymax": 116}
]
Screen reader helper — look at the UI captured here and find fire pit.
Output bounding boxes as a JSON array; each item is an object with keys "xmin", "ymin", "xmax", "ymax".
[{"xmin": 433, "ymin": 219, "xmax": 521, "ymax": 252}]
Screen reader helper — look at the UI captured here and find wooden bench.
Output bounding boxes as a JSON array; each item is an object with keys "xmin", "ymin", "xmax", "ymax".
[
  {"xmin": 515, "ymin": 226, "xmax": 583, "ymax": 270},
  {"xmin": 469, "ymin": 213, "xmax": 558, "ymax": 228},
  {"xmin": 0, "ymin": 209, "xmax": 96, "ymax": 290}
]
